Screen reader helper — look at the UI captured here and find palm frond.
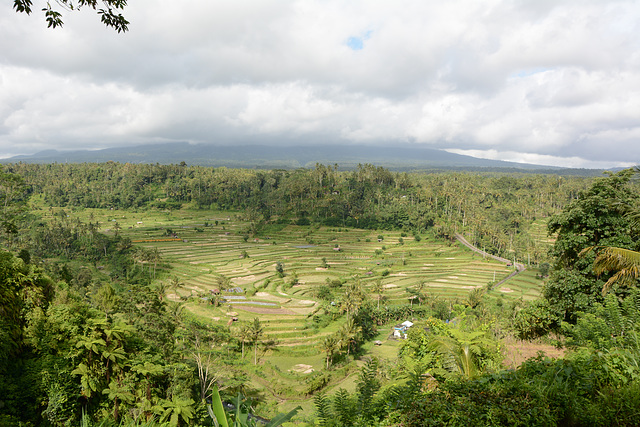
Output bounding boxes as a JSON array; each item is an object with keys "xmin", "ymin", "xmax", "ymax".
[
  {"xmin": 592, "ymin": 247, "xmax": 640, "ymax": 295},
  {"xmin": 593, "ymin": 247, "xmax": 640, "ymax": 274},
  {"xmin": 429, "ymin": 336, "xmax": 479, "ymax": 378}
]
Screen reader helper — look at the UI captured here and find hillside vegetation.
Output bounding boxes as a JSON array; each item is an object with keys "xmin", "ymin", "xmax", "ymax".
[{"xmin": 1, "ymin": 163, "xmax": 639, "ymax": 426}]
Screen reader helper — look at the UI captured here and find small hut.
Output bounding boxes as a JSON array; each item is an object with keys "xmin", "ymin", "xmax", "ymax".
[{"xmin": 393, "ymin": 320, "xmax": 414, "ymax": 339}]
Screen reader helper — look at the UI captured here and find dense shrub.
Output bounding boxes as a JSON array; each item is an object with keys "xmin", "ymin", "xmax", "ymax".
[{"xmin": 396, "ymin": 350, "xmax": 640, "ymax": 427}]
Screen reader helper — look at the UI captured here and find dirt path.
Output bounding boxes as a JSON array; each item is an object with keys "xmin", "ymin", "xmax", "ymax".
[{"xmin": 455, "ymin": 233, "xmax": 526, "ymax": 288}]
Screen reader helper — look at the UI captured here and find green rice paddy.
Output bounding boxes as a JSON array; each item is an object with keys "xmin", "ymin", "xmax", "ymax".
[{"xmin": 50, "ymin": 206, "xmax": 545, "ymax": 405}]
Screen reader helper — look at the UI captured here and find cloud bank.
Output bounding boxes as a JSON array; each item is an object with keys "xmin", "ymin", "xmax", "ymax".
[{"xmin": 1, "ymin": 0, "xmax": 639, "ymax": 168}]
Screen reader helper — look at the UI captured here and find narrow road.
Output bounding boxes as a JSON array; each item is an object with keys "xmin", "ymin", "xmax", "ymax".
[{"xmin": 454, "ymin": 233, "xmax": 526, "ymax": 288}]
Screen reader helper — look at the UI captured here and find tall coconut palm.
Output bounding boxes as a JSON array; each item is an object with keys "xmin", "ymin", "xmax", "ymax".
[
  {"xmin": 169, "ymin": 275, "xmax": 184, "ymax": 296},
  {"xmin": 341, "ymin": 279, "xmax": 365, "ymax": 319},
  {"xmin": 237, "ymin": 323, "xmax": 251, "ymax": 359},
  {"xmin": 150, "ymin": 247, "xmax": 161, "ymax": 278},
  {"xmin": 371, "ymin": 278, "xmax": 384, "ymax": 310},
  {"xmin": 322, "ymin": 335, "xmax": 341, "ymax": 369},
  {"xmin": 247, "ymin": 317, "xmax": 265, "ymax": 365},
  {"xmin": 340, "ymin": 294, "xmax": 357, "ymax": 320},
  {"xmin": 339, "ymin": 318, "xmax": 361, "ymax": 357}
]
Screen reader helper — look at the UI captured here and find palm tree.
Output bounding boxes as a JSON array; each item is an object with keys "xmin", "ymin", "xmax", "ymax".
[
  {"xmin": 406, "ymin": 287, "xmax": 420, "ymax": 307},
  {"xmin": 429, "ymin": 329, "xmax": 493, "ymax": 379},
  {"xmin": 466, "ymin": 287, "xmax": 485, "ymax": 309},
  {"xmin": 582, "ymin": 200, "xmax": 640, "ymax": 295},
  {"xmin": 237, "ymin": 323, "xmax": 251, "ymax": 359},
  {"xmin": 150, "ymin": 247, "xmax": 161, "ymax": 278},
  {"xmin": 587, "ymin": 246, "xmax": 640, "ymax": 295},
  {"xmin": 168, "ymin": 303, "xmax": 185, "ymax": 324},
  {"xmin": 247, "ymin": 318, "xmax": 265, "ymax": 365},
  {"xmin": 341, "ymin": 280, "xmax": 365, "ymax": 319},
  {"xmin": 340, "ymin": 295, "xmax": 357, "ymax": 320},
  {"xmin": 371, "ymin": 278, "xmax": 384, "ymax": 310},
  {"xmin": 339, "ymin": 318, "xmax": 361, "ymax": 357},
  {"xmin": 210, "ymin": 291, "xmax": 224, "ymax": 307},
  {"xmin": 415, "ymin": 280, "xmax": 426, "ymax": 297},
  {"xmin": 153, "ymin": 280, "xmax": 168, "ymax": 300},
  {"xmin": 322, "ymin": 335, "xmax": 341, "ymax": 369},
  {"xmin": 93, "ymin": 283, "xmax": 118, "ymax": 317},
  {"xmin": 216, "ymin": 274, "xmax": 231, "ymax": 290},
  {"xmin": 170, "ymin": 275, "xmax": 183, "ymax": 295}
]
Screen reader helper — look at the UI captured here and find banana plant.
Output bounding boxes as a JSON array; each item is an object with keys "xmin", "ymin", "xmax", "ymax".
[{"xmin": 208, "ymin": 384, "xmax": 301, "ymax": 427}]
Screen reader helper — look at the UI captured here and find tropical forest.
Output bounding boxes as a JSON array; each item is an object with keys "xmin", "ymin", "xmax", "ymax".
[{"xmin": 1, "ymin": 162, "xmax": 640, "ymax": 427}]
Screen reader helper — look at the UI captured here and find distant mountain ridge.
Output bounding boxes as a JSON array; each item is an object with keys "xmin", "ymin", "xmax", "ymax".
[{"xmin": 1, "ymin": 142, "xmax": 601, "ymax": 174}]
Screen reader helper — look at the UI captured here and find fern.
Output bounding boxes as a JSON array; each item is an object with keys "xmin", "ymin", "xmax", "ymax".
[
  {"xmin": 314, "ymin": 392, "xmax": 333, "ymax": 426},
  {"xmin": 333, "ymin": 388, "xmax": 355, "ymax": 426},
  {"xmin": 604, "ymin": 294, "xmax": 623, "ymax": 338},
  {"xmin": 356, "ymin": 358, "xmax": 380, "ymax": 417}
]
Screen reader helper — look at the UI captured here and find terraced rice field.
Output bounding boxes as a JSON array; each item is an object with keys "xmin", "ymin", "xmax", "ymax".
[
  {"xmin": 148, "ymin": 227, "xmax": 517, "ymax": 303},
  {"xmin": 60, "ymin": 207, "xmax": 545, "ymax": 400},
  {"xmin": 529, "ymin": 218, "xmax": 556, "ymax": 249}
]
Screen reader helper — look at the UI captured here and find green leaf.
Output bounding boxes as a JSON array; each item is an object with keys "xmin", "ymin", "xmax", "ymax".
[
  {"xmin": 210, "ymin": 384, "xmax": 229, "ymax": 427},
  {"xmin": 265, "ymin": 405, "xmax": 302, "ymax": 427}
]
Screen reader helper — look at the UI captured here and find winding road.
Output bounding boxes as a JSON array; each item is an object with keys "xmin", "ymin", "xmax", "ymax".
[{"xmin": 454, "ymin": 233, "xmax": 526, "ymax": 288}]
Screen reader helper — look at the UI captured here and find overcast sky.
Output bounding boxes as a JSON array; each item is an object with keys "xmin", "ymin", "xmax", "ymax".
[{"xmin": 1, "ymin": 0, "xmax": 639, "ymax": 168}]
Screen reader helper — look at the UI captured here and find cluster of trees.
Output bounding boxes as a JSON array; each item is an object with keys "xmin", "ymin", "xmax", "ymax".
[
  {"xmin": 8, "ymin": 162, "xmax": 592, "ymax": 263},
  {"xmin": 235, "ymin": 317, "xmax": 272, "ymax": 366},
  {"xmin": 11, "ymin": 10, "xmax": 640, "ymax": 423},
  {"xmin": 0, "ymin": 232, "xmax": 296, "ymax": 426},
  {"xmin": 312, "ymin": 168, "xmax": 640, "ymax": 426},
  {"xmin": 316, "ymin": 277, "xmax": 462, "ymax": 371},
  {"xmin": 0, "ymin": 247, "xmax": 181, "ymax": 425},
  {"xmin": 3, "ymin": 161, "xmax": 640, "ymax": 425},
  {"xmin": 0, "ymin": 166, "xmax": 287, "ymax": 426},
  {"xmin": 516, "ymin": 169, "xmax": 640, "ymax": 334},
  {"xmin": 316, "ymin": 296, "xmax": 640, "ymax": 426}
]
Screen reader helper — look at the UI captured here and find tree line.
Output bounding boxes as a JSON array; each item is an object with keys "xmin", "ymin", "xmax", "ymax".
[
  {"xmin": 7, "ymin": 161, "xmax": 593, "ymax": 263},
  {"xmin": 313, "ymin": 168, "xmax": 640, "ymax": 426}
]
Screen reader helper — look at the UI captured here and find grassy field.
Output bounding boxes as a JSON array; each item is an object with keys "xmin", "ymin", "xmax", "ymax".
[{"xmin": 44, "ymin": 205, "xmax": 545, "ymax": 416}]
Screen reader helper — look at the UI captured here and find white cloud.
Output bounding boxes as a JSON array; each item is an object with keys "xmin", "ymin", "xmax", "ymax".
[
  {"xmin": 1, "ymin": 0, "xmax": 640, "ymax": 168},
  {"xmin": 445, "ymin": 148, "xmax": 636, "ymax": 169},
  {"xmin": 235, "ymin": 83, "xmax": 343, "ymax": 134}
]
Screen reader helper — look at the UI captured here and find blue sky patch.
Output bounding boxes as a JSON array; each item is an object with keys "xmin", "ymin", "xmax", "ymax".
[
  {"xmin": 511, "ymin": 67, "xmax": 552, "ymax": 78},
  {"xmin": 346, "ymin": 30, "xmax": 373, "ymax": 51},
  {"xmin": 347, "ymin": 37, "xmax": 364, "ymax": 50}
]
